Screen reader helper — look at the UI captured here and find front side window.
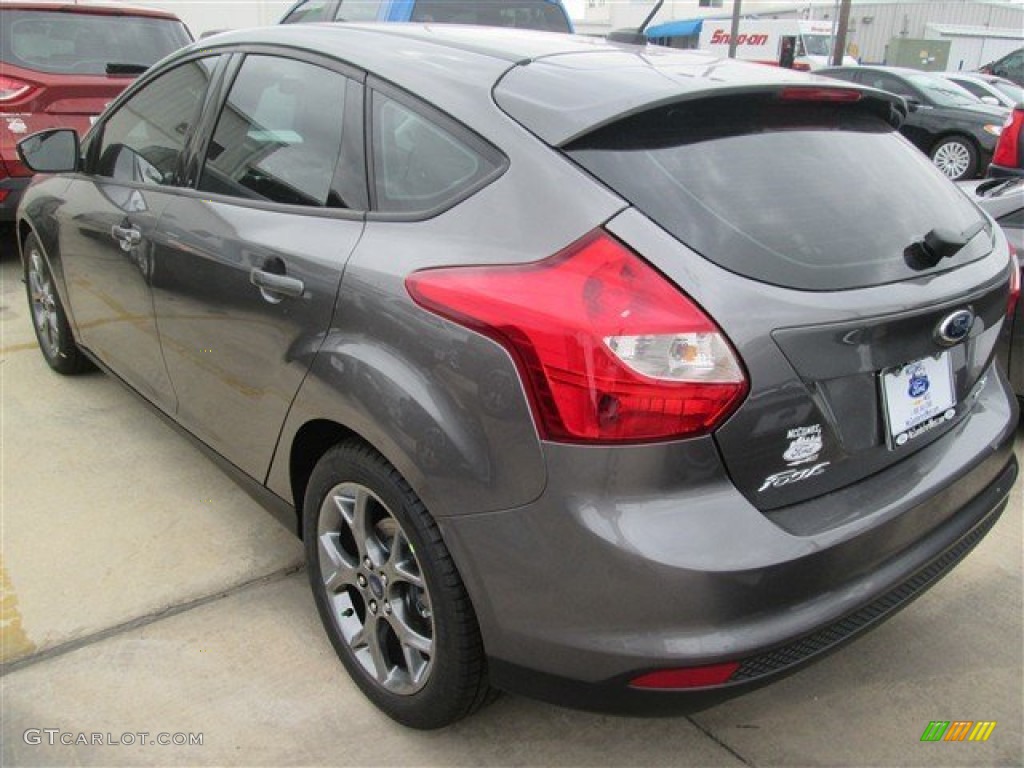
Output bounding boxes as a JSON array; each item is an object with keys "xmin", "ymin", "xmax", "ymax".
[
  {"xmin": 96, "ymin": 57, "xmax": 218, "ymax": 186},
  {"xmin": 199, "ymin": 55, "xmax": 349, "ymax": 207},
  {"xmin": 371, "ymin": 93, "xmax": 503, "ymax": 214}
]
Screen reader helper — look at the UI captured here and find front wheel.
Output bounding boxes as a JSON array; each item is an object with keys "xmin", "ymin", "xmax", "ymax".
[
  {"xmin": 23, "ymin": 233, "xmax": 92, "ymax": 375},
  {"xmin": 303, "ymin": 440, "xmax": 494, "ymax": 729},
  {"xmin": 930, "ymin": 136, "xmax": 979, "ymax": 181}
]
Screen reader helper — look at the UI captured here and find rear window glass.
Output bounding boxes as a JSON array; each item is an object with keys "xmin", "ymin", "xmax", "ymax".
[
  {"xmin": 409, "ymin": 0, "xmax": 570, "ymax": 33},
  {"xmin": 1, "ymin": 10, "xmax": 190, "ymax": 75},
  {"xmin": 568, "ymin": 97, "xmax": 991, "ymax": 291}
]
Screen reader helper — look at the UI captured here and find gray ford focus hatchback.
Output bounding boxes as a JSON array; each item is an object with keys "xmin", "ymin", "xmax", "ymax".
[{"xmin": 15, "ymin": 24, "xmax": 1020, "ymax": 728}]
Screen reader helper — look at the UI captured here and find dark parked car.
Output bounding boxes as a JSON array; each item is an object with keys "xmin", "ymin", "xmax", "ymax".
[
  {"xmin": 979, "ymin": 47, "xmax": 1024, "ymax": 87},
  {"xmin": 0, "ymin": 2, "xmax": 191, "ymax": 222},
  {"xmin": 961, "ymin": 177, "xmax": 1024, "ymax": 399},
  {"xmin": 989, "ymin": 104, "xmax": 1024, "ymax": 178},
  {"xmin": 16, "ymin": 26, "xmax": 1019, "ymax": 729},
  {"xmin": 280, "ymin": 0, "xmax": 573, "ymax": 31},
  {"xmin": 818, "ymin": 65, "xmax": 1008, "ymax": 180}
]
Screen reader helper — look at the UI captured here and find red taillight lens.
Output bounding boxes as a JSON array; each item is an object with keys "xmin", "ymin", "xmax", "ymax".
[
  {"xmin": 779, "ymin": 86, "xmax": 862, "ymax": 103},
  {"xmin": 407, "ymin": 231, "xmax": 748, "ymax": 443},
  {"xmin": 630, "ymin": 662, "xmax": 740, "ymax": 689},
  {"xmin": 0, "ymin": 75, "xmax": 33, "ymax": 103},
  {"xmin": 1008, "ymin": 245, "xmax": 1021, "ymax": 317},
  {"xmin": 992, "ymin": 107, "xmax": 1023, "ymax": 169}
]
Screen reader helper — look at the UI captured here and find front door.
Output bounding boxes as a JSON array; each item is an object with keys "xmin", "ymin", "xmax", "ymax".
[{"xmin": 60, "ymin": 56, "xmax": 221, "ymax": 412}]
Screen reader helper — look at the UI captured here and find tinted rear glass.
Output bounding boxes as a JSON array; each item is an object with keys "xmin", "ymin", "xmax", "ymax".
[
  {"xmin": 1, "ymin": 10, "xmax": 190, "ymax": 75},
  {"xmin": 409, "ymin": 0, "xmax": 570, "ymax": 32},
  {"xmin": 568, "ymin": 96, "xmax": 990, "ymax": 291}
]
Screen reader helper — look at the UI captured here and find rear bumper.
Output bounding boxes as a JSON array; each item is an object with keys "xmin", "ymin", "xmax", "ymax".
[
  {"xmin": 0, "ymin": 175, "xmax": 31, "ymax": 222},
  {"xmin": 441, "ymin": 366, "xmax": 1018, "ymax": 712}
]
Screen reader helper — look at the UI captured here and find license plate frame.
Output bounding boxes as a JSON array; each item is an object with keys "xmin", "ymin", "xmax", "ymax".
[{"xmin": 880, "ymin": 352, "xmax": 956, "ymax": 449}]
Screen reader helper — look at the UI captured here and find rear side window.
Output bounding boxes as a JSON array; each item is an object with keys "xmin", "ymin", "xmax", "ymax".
[
  {"xmin": 96, "ymin": 57, "xmax": 218, "ymax": 186},
  {"xmin": 371, "ymin": 92, "xmax": 504, "ymax": 214},
  {"xmin": 1, "ymin": 10, "xmax": 190, "ymax": 75},
  {"xmin": 409, "ymin": 0, "xmax": 570, "ymax": 33},
  {"xmin": 199, "ymin": 55, "xmax": 351, "ymax": 208},
  {"xmin": 568, "ymin": 96, "xmax": 990, "ymax": 291}
]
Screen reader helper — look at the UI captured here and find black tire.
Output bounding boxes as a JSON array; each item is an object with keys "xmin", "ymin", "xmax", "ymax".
[
  {"xmin": 22, "ymin": 233, "xmax": 92, "ymax": 375},
  {"xmin": 303, "ymin": 439, "xmax": 494, "ymax": 729},
  {"xmin": 929, "ymin": 136, "xmax": 979, "ymax": 181}
]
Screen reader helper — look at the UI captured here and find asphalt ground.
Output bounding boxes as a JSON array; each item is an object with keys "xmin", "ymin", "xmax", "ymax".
[{"xmin": 1, "ymin": 229, "xmax": 1021, "ymax": 767}]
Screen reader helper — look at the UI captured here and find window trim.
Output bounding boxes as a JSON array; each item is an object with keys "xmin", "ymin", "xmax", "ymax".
[
  {"xmin": 365, "ymin": 75, "xmax": 509, "ymax": 222},
  {"xmin": 185, "ymin": 45, "xmax": 369, "ymax": 216}
]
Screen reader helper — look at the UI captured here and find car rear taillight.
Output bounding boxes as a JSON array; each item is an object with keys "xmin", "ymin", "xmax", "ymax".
[
  {"xmin": 779, "ymin": 86, "xmax": 862, "ymax": 103},
  {"xmin": 1008, "ymin": 245, "xmax": 1021, "ymax": 317},
  {"xmin": 406, "ymin": 230, "xmax": 748, "ymax": 443},
  {"xmin": 629, "ymin": 662, "xmax": 740, "ymax": 689},
  {"xmin": 0, "ymin": 75, "xmax": 33, "ymax": 103},
  {"xmin": 991, "ymin": 107, "xmax": 1023, "ymax": 169}
]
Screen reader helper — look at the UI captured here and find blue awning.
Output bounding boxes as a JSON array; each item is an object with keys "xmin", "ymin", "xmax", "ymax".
[{"xmin": 645, "ymin": 19, "xmax": 703, "ymax": 39}]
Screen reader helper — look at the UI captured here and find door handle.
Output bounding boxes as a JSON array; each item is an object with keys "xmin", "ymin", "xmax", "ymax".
[
  {"xmin": 111, "ymin": 224, "xmax": 141, "ymax": 252},
  {"xmin": 250, "ymin": 267, "xmax": 304, "ymax": 299}
]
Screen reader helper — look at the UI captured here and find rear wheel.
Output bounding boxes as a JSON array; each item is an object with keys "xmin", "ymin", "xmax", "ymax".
[
  {"xmin": 303, "ymin": 440, "xmax": 493, "ymax": 729},
  {"xmin": 23, "ymin": 233, "xmax": 92, "ymax": 375},
  {"xmin": 930, "ymin": 136, "xmax": 978, "ymax": 181}
]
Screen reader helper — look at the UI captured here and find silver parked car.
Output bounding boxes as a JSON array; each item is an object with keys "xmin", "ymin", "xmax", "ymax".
[{"xmin": 15, "ymin": 25, "xmax": 1020, "ymax": 728}]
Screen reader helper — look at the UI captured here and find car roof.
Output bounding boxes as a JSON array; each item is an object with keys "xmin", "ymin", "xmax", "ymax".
[
  {"xmin": 0, "ymin": 1, "xmax": 182, "ymax": 20},
  {"xmin": 195, "ymin": 24, "xmax": 889, "ymax": 146}
]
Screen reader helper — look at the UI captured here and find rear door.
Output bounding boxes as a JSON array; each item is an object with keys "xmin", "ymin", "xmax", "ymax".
[{"xmin": 151, "ymin": 52, "xmax": 367, "ymax": 480}]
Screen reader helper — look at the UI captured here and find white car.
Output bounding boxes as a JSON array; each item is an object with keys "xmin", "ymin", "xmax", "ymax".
[{"xmin": 942, "ymin": 72, "xmax": 1024, "ymax": 109}]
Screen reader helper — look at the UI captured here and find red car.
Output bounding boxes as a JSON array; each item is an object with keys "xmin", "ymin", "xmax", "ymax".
[{"xmin": 1, "ymin": 2, "xmax": 191, "ymax": 221}]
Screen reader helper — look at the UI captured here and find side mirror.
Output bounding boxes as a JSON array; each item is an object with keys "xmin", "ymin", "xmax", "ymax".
[
  {"xmin": 17, "ymin": 129, "xmax": 79, "ymax": 173},
  {"xmin": 979, "ymin": 95, "xmax": 1001, "ymax": 106},
  {"xmin": 905, "ymin": 97, "xmax": 922, "ymax": 112}
]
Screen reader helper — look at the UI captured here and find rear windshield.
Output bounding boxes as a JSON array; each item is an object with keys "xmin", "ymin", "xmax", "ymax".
[
  {"xmin": 409, "ymin": 0, "xmax": 570, "ymax": 33},
  {"xmin": 1, "ymin": 10, "xmax": 191, "ymax": 75},
  {"xmin": 567, "ymin": 96, "xmax": 991, "ymax": 291}
]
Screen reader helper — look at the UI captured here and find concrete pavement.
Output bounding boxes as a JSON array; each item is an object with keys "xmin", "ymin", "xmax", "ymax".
[{"xmin": 1, "ymin": 235, "xmax": 1021, "ymax": 766}]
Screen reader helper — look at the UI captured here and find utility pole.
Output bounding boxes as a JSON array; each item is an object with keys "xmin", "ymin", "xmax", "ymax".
[
  {"xmin": 729, "ymin": 0, "xmax": 743, "ymax": 58},
  {"xmin": 832, "ymin": 0, "xmax": 853, "ymax": 65}
]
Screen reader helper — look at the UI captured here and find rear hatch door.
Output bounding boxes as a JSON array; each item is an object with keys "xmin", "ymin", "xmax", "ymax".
[{"xmin": 495, "ymin": 53, "xmax": 1014, "ymax": 510}]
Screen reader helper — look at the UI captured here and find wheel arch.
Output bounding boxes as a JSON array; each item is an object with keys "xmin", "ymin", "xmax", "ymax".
[{"xmin": 288, "ymin": 418, "xmax": 363, "ymax": 537}]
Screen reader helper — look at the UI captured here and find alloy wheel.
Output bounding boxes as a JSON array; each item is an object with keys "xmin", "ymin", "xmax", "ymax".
[
  {"xmin": 27, "ymin": 248, "xmax": 60, "ymax": 359},
  {"xmin": 932, "ymin": 141, "xmax": 971, "ymax": 179},
  {"xmin": 316, "ymin": 482, "xmax": 434, "ymax": 695}
]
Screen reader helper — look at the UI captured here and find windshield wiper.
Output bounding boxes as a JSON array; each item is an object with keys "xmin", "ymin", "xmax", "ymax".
[
  {"xmin": 904, "ymin": 221, "xmax": 985, "ymax": 270},
  {"xmin": 105, "ymin": 63, "xmax": 149, "ymax": 76}
]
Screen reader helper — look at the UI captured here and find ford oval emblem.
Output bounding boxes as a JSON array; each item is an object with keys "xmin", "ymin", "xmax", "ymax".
[{"xmin": 936, "ymin": 309, "xmax": 974, "ymax": 346}]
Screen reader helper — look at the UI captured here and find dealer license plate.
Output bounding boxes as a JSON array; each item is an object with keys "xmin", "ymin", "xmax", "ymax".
[{"xmin": 881, "ymin": 352, "xmax": 956, "ymax": 448}]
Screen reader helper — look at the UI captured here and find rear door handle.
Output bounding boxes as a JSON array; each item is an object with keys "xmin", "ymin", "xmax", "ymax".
[
  {"xmin": 250, "ymin": 268, "xmax": 304, "ymax": 299},
  {"xmin": 111, "ymin": 224, "xmax": 141, "ymax": 252}
]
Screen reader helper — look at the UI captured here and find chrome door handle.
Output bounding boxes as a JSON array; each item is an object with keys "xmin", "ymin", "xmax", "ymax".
[
  {"xmin": 111, "ymin": 224, "xmax": 141, "ymax": 252},
  {"xmin": 250, "ymin": 268, "xmax": 304, "ymax": 299}
]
